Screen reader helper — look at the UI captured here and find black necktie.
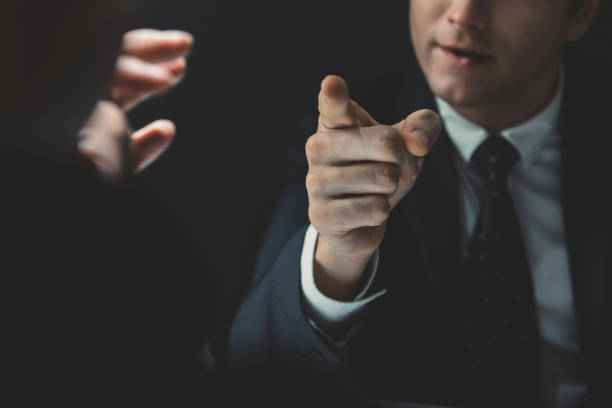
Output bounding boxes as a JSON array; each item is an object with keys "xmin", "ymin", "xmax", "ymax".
[{"xmin": 460, "ymin": 135, "xmax": 542, "ymax": 406}]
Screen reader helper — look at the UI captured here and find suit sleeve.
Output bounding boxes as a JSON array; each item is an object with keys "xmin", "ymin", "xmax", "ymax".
[
  {"xmin": 301, "ymin": 224, "xmax": 386, "ymax": 342},
  {"xmin": 228, "ymin": 222, "xmax": 342, "ymax": 369}
]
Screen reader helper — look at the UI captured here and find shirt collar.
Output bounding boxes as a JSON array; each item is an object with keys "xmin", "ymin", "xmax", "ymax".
[{"xmin": 436, "ymin": 65, "xmax": 564, "ymax": 168}]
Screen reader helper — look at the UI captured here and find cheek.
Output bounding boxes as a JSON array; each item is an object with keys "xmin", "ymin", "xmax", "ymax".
[
  {"xmin": 493, "ymin": 18, "xmax": 567, "ymax": 82},
  {"xmin": 491, "ymin": 3, "xmax": 569, "ymax": 64},
  {"xmin": 409, "ymin": 1, "xmax": 444, "ymax": 67}
]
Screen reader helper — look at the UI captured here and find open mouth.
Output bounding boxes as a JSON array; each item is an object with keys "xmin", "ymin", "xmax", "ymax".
[{"xmin": 440, "ymin": 46, "xmax": 493, "ymax": 67}]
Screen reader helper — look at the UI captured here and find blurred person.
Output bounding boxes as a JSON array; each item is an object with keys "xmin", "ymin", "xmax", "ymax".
[
  {"xmin": 229, "ymin": 1, "xmax": 611, "ymax": 407},
  {"xmin": 1, "ymin": 2, "xmax": 210, "ymax": 406}
]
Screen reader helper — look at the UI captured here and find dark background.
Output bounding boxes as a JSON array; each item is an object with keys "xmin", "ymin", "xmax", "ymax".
[{"xmin": 125, "ymin": 0, "xmax": 611, "ymax": 367}]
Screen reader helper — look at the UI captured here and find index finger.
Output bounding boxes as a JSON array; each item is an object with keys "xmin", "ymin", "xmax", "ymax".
[
  {"xmin": 318, "ymin": 75, "xmax": 376, "ymax": 130},
  {"xmin": 391, "ymin": 109, "xmax": 442, "ymax": 157},
  {"xmin": 122, "ymin": 29, "xmax": 194, "ymax": 63}
]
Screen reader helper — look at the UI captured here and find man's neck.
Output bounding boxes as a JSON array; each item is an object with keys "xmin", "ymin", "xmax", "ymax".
[{"xmin": 452, "ymin": 60, "xmax": 560, "ymax": 133}]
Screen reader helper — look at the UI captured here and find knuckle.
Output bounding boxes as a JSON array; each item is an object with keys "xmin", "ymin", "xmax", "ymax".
[
  {"xmin": 305, "ymin": 172, "xmax": 320, "ymax": 193},
  {"xmin": 381, "ymin": 125, "xmax": 396, "ymax": 139},
  {"xmin": 376, "ymin": 164, "xmax": 400, "ymax": 192},
  {"xmin": 373, "ymin": 126, "xmax": 400, "ymax": 156},
  {"xmin": 308, "ymin": 202, "xmax": 327, "ymax": 225},
  {"xmin": 306, "ymin": 167, "xmax": 338, "ymax": 194},
  {"xmin": 369, "ymin": 197, "xmax": 390, "ymax": 224},
  {"xmin": 325, "ymin": 165, "xmax": 341, "ymax": 181},
  {"xmin": 305, "ymin": 134, "xmax": 324, "ymax": 161},
  {"xmin": 404, "ymin": 175, "xmax": 417, "ymax": 190},
  {"xmin": 401, "ymin": 160, "xmax": 420, "ymax": 187},
  {"xmin": 409, "ymin": 156, "xmax": 421, "ymax": 175}
]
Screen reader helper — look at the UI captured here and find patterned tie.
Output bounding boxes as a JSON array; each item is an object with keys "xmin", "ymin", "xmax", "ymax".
[{"xmin": 460, "ymin": 135, "xmax": 542, "ymax": 406}]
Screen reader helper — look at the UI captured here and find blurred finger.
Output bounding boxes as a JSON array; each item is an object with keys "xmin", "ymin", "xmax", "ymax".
[
  {"xmin": 114, "ymin": 55, "xmax": 183, "ymax": 110},
  {"xmin": 160, "ymin": 57, "xmax": 187, "ymax": 79},
  {"xmin": 113, "ymin": 87, "xmax": 155, "ymax": 112},
  {"xmin": 115, "ymin": 55, "xmax": 174, "ymax": 88},
  {"xmin": 131, "ymin": 119, "xmax": 176, "ymax": 172},
  {"xmin": 122, "ymin": 29, "xmax": 194, "ymax": 63},
  {"xmin": 115, "ymin": 57, "xmax": 186, "ymax": 89},
  {"xmin": 78, "ymin": 101, "xmax": 132, "ymax": 182}
]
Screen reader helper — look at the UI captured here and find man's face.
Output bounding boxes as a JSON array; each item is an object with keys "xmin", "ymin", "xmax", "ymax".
[{"xmin": 409, "ymin": 0, "xmax": 574, "ymax": 108}]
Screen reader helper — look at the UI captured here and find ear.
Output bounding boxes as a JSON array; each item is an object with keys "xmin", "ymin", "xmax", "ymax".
[{"xmin": 567, "ymin": 0, "xmax": 601, "ymax": 41}]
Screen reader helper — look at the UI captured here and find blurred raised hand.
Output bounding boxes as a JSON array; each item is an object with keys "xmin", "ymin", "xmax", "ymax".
[
  {"xmin": 79, "ymin": 29, "xmax": 194, "ymax": 182},
  {"xmin": 114, "ymin": 29, "xmax": 193, "ymax": 111}
]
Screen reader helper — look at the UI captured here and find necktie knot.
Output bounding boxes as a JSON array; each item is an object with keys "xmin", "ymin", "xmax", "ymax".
[{"xmin": 470, "ymin": 135, "xmax": 520, "ymax": 185}]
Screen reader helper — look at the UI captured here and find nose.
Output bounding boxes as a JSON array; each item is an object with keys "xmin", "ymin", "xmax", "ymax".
[{"xmin": 446, "ymin": 0, "xmax": 489, "ymax": 31}]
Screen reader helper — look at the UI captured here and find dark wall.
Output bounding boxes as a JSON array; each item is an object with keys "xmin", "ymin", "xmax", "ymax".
[{"xmin": 127, "ymin": 0, "xmax": 292, "ymax": 361}]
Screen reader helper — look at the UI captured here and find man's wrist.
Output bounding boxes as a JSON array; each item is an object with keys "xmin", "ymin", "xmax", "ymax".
[{"xmin": 313, "ymin": 237, "xmax": 375, "ymax": 301}]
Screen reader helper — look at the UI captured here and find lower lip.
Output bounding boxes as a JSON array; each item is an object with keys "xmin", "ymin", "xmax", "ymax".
[{"xmin": 440, "ymin": 47, "xmax": 492, "ymax": 68}]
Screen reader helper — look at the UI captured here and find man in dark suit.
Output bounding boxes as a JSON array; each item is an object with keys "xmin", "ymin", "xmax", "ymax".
[{"xmin": 229, "ymin": 1, "xmax": 610, "ymax": 407}]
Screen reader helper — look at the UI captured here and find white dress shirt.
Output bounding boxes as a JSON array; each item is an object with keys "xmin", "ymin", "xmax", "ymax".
[{"xmin": 300, "ymin": 69, "xmax": 587, "ymax": 407}]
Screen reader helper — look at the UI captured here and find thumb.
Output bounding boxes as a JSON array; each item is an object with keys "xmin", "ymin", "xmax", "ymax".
[
  {"xmin": 131, "ymin": 119, "xmax": 176, "ymax": 172},
  {"xmin": 318, "ymin": 75, "xmax": 377, "ymax": 130},
  {"xmin": 391, "ymin": 109, "xmax": 442, "ymax": 157}
]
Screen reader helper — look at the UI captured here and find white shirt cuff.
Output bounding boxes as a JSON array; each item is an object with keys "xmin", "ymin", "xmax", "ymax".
[{"xmin": 300, "ymin": 224, "xmax": 386, "ymax": 326}]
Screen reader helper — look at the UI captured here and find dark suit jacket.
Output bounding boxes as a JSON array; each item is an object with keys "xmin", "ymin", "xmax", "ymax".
[{"xmin": 228, "ymin": 54, "xmax": 611, "ymax": 407}]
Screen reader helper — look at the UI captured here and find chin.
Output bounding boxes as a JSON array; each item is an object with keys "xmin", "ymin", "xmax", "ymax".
[{"xmin": 428, "ymin": 73, "xmax": 491, "ymax": 109}]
